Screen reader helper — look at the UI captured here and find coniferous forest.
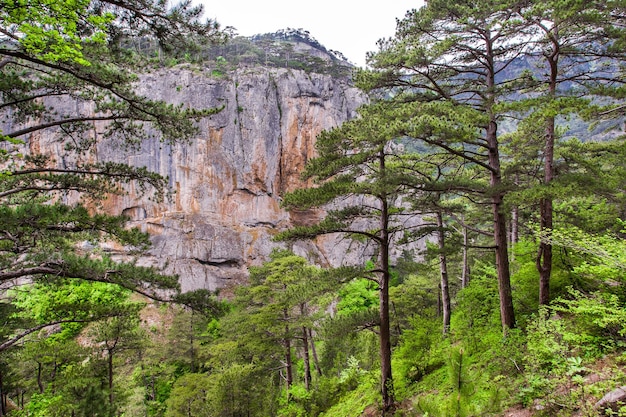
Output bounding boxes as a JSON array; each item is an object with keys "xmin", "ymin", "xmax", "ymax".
[{"xmin": 2, "ymin": 1, "xmax": 626, "ymax": 416}]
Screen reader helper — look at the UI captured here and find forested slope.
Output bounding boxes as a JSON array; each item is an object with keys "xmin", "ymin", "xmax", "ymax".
[{"xmin": 2, "ymin": 1, "xmax": 626, "ymax": 417}]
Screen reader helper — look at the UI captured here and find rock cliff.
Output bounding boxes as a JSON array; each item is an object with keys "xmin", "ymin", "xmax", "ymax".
[{"xmin": 92, "ymin": 65, "xmax": 367, "ymax": 291}]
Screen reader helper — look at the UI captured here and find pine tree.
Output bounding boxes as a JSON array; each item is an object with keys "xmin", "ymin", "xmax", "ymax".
[
  {"xmin": 0, "ymin": 1, "xmax": 225, "ymax": 301},
  {"xmin": 278, "ymin": 102, "xmax": 430, "ymax": 413},
  {"xmin": 361, "ymin": 0, "xmax": 541, "ymax": 332},
  {"xmin": 516, "ymin": 0, "xmax": 626, "ymax": 305},
  {"xmin": 0, "ymin": 4, "xmax": 226, "ymax": 412}
]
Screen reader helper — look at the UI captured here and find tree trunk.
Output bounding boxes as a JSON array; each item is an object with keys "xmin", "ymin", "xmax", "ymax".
[
  {"xmin": 37, "ymin": 362, "xmax": 44, "ymax": 394},
  {"xmin": 437, "ymin": 283, "xmax": 442, "ymax": 317},
  {"xmin": 538, "ymin": 36, "xmax": 558, "ymax": 306},
  {"xmin": 0, "ymin": 368, "xmax": 5, "ymax": 417},
  {"xmin": 301, "ymin": 326, "xmax": 311, "ymax": 391},
  {"xmin": 151, "ymin": 375, "xmax": 156, "ymax": 402},
  {"xmin": 309, "ymin": 328, "xmax": 323, "ymax": 377},
  {"xmin": 511, "ymin": 173, "xmax": 520, "ymax": 246},
  {"xmin": 437, "ymin": 211, "xmax": 451, "ymax": 335},
  {"xmin": 378, "ymin": 152, "xmax": 395, "ymax": 414},
  {"xmin": 486, "ymin": 34, "xmax": 515, "ymax": 332},
  {"xmin": 284, "ymin": 311, "xmax": 293, "ymax": 402},
  {"xmin": 538, "ymin": 132, "xmax": 554, "ymax": 306},
  {"xmin": 299, "ymin": 304, "xmax": 312, "ymax": 390},
  {"xmin": 486, "ymin": 117, "xmax": 516, "ymax": 331},
  {"xmin": 189, "ymin": 312, "xmax": 196, "ymax": 373},
  {"xmin": 379, "ymin": 267, "xmax": 394, "ymax": 414},
  {"xmin": 493, "ymin": 195, "xmax": 515, "ymax": 333},
  {"xmin": 510, "ymin": 206, "xmax": 519, "ymax": 245},
  {"xmin": 510, "ymin": 173, "xmax": 519, "ymax": 247},
  {"xmin": 461, "ymin": 223, "xmax": 470, "ymax": 288},
  {"xmin": 491, "ymin": 171, "xmax": 516, "ymax": 331},
  {"xmin": 487, "ymin": 117, "xmax": 515, "ymax": 331},
  {"xmin": 108, "ymin": 349, "xmax": 114, "ymax": 407}
]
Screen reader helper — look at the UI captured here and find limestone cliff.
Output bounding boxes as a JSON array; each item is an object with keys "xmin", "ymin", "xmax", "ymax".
[{"xmin": 92, "ymin": 66, "xmax": 367, "ymax": 291}]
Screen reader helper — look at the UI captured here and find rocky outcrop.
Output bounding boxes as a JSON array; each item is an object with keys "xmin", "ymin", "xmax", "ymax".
[
  {"xmin": 93, "ymin": 66, "xmax": 366, "ymax": 291},
  {"xmin": 595, "ymin": 386, "xmax": 626, "ymax": 414}
]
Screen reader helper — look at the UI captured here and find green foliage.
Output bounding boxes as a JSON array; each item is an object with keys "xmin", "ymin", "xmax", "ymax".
[
  {"xmin": 336, "ymin": 278, "xmax": 378, "ymax": 316},
  {"xmin": 542, "ymin": 223, "xmax": 626, "ymax": 284},
  {"xmin": 317, "ymin": 376, "xmax": 378, "ymax": 417},
  {"xmin": 394, "ymin": 316, "xmax": 445, "ymax": 388},
  {"xmin": 0, "ymin": 3, "xmax": 228, "ymax": 415},
  {"xmin": 5, "ymin": 1, "xmax": 626, "ymax": 416},
  {"xmin": 1, "ymin": 0, "xmax": 113, "ymax": 65},
  {"xmin": 12, "ymin": 281, "xmax": 131, "ymax": 323},
  {"xmin": 525, "ymin": 308, "xmax": 571, "ymax": 375},
  {"xmin": 164, "ymin": 372, "xmax": 211, "ymax": 417},
  {"xmin": 450, "ymin": 268, "xmax": 501, "ymax": 354},
  {"xmin": 17, "ymin": 392, "xmax": 75, "ymax": 417},
  {"xmin": 554, "ymin": 290, "xmax": 626, "ymax": 354}
]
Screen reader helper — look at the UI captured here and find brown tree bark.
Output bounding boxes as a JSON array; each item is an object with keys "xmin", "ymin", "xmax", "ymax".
[
  {"xmin": 283, "ymin": 311, "xmax": 293, "ymax": 403},
  {"xmin": 461, "ymin": 223, "xmax": 471, "ymax": 289},
  {"xmin": 0, "ymin": 368, "xmax": 5, "ymax": 417},
  {"xmin": 108, "ymin": 349, "xmax": 114, "ymax": 407},
  {"xmin": 437, "ymin": 211, "xmax": 451, "ymax": 334},
  {"xmin": 37, "ymin": 362, "xmax": 44, "ymax": 394},
  {"xmin": 486, "ymin": 33, "xmax": 516, "ymax": 331},
  {"xmin": 378, "ymin": 150, "xmax": 395, "ymax": 413},
  {"xmin": 300, "ymin": 303, "xmax": 312, "ymax": 391},
  {"xmin": 537, "ymin": 28, "xmax": 559, "ymax": 306},
  {"xmin": 308, "ymin": 328, "xmax": 322, "ymax": 377},
  {"xmin": 301, "ymin": 326, "xmax": 311, "ymax": 391}
]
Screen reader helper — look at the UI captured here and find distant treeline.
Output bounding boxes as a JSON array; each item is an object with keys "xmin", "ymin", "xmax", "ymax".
[{"xmin": 120, "ymin": 28, "xmax": 354, "ymax": 76}]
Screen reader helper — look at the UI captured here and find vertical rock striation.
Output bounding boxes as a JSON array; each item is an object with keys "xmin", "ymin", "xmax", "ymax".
[{"xmin": 94, "ymin": 66, "xmax": 366, "ymax": 291}]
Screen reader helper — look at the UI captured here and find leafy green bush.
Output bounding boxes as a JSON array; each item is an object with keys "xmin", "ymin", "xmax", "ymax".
[
  {"xmin": 450, "ymin": 268, "xmax": 501, "ymax": 355},
  {"xmin": 554, "ymin": 289, "xmax": 626, "ymax": 356},
  {"xmin": 394, "ymin": 316, "xmax": 445, "ymax": 389}
]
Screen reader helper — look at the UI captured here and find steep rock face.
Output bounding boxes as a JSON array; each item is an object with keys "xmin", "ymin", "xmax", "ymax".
[{"xmin": 95, "ymin": 66, "xmax": 366, "ymax": 291}]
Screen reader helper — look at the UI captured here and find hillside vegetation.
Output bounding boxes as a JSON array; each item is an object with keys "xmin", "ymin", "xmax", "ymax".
[{"xmin": 2, "ymin": 0, "xmax": 626, "ymax": 417}]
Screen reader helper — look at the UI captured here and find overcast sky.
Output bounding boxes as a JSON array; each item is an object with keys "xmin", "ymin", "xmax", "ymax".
[{"xmin": 198, "ymin": 1, "xmax": 424, "ymax": 67}]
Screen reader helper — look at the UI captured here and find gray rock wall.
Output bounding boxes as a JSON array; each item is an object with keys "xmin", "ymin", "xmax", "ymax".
[{"xmin": 95, "ymin": 66, "xmax": 367, "ymax": 291}]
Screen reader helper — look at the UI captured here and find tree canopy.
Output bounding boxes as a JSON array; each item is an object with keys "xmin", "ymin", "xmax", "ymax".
[
  {"xmin": 0, "ymin": 0, "xmax": 225, "ymax": 384},
  {"xmin": 3, "ymin": 0, "xmax": 626, "ymax": 416}
]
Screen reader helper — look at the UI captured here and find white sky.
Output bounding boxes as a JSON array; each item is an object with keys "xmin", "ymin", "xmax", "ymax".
[{"xmin": 198, "ymin": 1, "xmax": 424, "ymax": 68}]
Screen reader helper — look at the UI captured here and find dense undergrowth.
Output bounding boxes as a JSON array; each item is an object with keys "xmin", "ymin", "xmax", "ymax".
[
  {"xmin": 316, "ymin": 237, "xmax": 626, "ymax": 417},
  {"xmin": 3, "ymin": 233, "xmax": 626, "ymax": 417}
]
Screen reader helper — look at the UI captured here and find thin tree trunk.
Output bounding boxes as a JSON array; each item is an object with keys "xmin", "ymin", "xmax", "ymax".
[
  {"xmin": 189, "ymin": 312, "xmax": 196, "ymax": 373},
  {"xmin": 284, "ymin": 309, "xmax": 293, "ymax": 402},
  {"xmin": 455, "ymin": 350, "xmax": 464, "ymax": 417},
  {"xmin": 284, "ymin": 337, "xmax": 292, "ymax": 399},
  {"xmin": 486, "ymin": 34, "xmax": 515, "ymax": 332},
  {"xmin": 108, "ymin": 349, "xmax": 114, "ymax": 407},
  {"xmin": 511, "ymin": 207, "xmax": 519, "ymax": 243},
  {"xmin": 0, "ymin": 368, "xmax": 5, "ymax": 417},
  {"xmin": 37, "ymin": 362, "xmax": 44, "ymax": 394},
  {"xmin": 299, "ymin": 304, "xmax": 312, "ymax": 390},
  {"xmin": 301, "ymin": 326, "xmax": 311, "ymax": 390},
  {"xmin": 511, "ymin": 173, "xmax": 520, "ymax": 245},
  {"xmin": 538, "ymin": 32, "xmax": 559, "ymax": 306},
  {"xmin": 437, "ymin": 211, "xmax": 451, "ymax": 335},
  {"xmin": 437, "ymin": 283, "xmax": 442, "ymax": 317},
  {"xmin": 461, "ymin": 223, "xmax": 470, "ymax": 288},
  {"xmin": 378, "ymin": 151, "xmax": 395, "ymax": 414},
  {"xmin": 308, "ymin": 328, "xmax": 322, "ymax": 377},
  {"xmin": 392, "ymin": 302, "xmax": 402, "ymax": 336}
]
